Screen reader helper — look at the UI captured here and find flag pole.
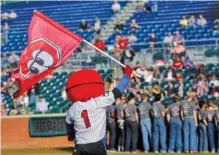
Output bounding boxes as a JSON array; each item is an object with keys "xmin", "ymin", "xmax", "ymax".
[{"xmin": 83, "ymin": 39, "xmax": 140, "ymax": 78}]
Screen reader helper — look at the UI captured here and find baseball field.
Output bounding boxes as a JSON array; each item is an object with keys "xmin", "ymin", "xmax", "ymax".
[{"xmin": 1, "ymin": 148, "xmax": 216, "ymax": 155}]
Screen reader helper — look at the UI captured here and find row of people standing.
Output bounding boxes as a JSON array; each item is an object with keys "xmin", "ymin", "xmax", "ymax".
[{"xmin": 106, "ymin": 93, "xmax": 219, "ymax": 153}]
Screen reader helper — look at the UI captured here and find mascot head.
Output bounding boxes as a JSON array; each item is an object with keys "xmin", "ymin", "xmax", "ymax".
[{"xmin": 66, "ymin": 69, "xmax": 105, "ymax": 102}]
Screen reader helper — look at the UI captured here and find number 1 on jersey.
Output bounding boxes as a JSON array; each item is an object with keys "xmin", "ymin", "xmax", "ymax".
[{"xmin": 81, "ymin": 110, "xmax": 91, "ymax": 128}]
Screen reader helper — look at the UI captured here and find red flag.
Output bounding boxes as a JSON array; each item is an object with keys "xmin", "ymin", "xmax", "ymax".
[{"xmin": 12, "ymin": 10, "xmax": 83, "ymax": 98}]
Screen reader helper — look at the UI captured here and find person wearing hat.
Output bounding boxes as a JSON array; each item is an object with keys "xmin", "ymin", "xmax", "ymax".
[
  {"xmin": 124, "ymin": 93, "xmax": 139, "ymax": 153},
  {"xmin": 138, "ymin": 93, "xmax": 152, "ymax": 153},
  {"xmin": 180, "ymin": 93, "xmax": 198, "ymax": 153},
  {"xmin": 151, "ymin": 94, "xmax": 167, "ymax": 153},
  {"xmin": 167, "ymin": 95, "xmax": 182, "ymax": 153}
]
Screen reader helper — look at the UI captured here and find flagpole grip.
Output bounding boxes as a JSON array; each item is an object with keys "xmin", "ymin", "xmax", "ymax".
[{"xmin": 83, "ymin": 39, "xmax": 140, "ymax": 78}]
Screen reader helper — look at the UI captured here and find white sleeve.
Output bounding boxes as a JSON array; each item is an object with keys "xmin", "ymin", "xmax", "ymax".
[
  {"xmin": 94, "ymin": 92, "xmax": 115, "ymax": 108},
  {"xmin": 66, "ymin": 109, "xmax": 74, "ymax": 124}
]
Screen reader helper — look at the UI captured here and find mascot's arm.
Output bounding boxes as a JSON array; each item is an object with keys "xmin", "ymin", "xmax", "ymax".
[
  {"xmin": 112, "ymin": 65, "xmax": 133, "ymax": 99},
  {"xmin": 66, "ymin": 110, "xmax": 75, "ymax": 141}
]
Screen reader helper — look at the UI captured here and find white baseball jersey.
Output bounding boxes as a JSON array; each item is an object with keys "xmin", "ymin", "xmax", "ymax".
[{"xmin": 66, "ymin": 92, "xmax": 115, "ymax": 144}]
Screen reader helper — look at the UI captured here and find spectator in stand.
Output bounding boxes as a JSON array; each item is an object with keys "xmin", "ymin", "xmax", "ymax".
[
  {"xmin": 1, "ymin": 53, "xmax": 9, "ymax": 69},
  {"xmin": 79, "ymin": 19, "xmax": 90, "ymax": 31},
  {"xmin": 176, "ymin": 72, "xmax": 183, "ymax": 81},
  {"xmin": 1, "ymin": 83, "xmax": 10, "ymax": 96},
  {"xmin": 189, "ymin": 15, "xmax": 196, "ymax": 27},
  {"xmin": 61, "ymin": 87, "xmax": 67, "ymax": 100},
  {"xmin": 130, "ymin": 19, "xmax": 141, "ymax": 30},
  {"xmin": 93, "ymin": 38, "xmax": 105, "ymax": 51},
  {"xmin": 214, "ymin": 92, "xmax": 219, "ymax": 106},
  {"xmin": 179, "ymin": 15, "xmax": 189, "ymax": 27},
  {"xmin": 209, "ymin": 84, "xmax": 217, "ymax": 95},
  {"xmin": 2, "ymin": 22, "xmax": 9, "ymax": 44},
  {"xmin": 163, "ymin": 32, "xmax": 173, "ymax": 48},
  {"xmin": 114, "ymin": 20, "xmax": 123, "ymax": 32},
  {"xmin": 178, "ymin": 81, "xmax": 184, "ymax": 98},
  {"xmin": 184, "ymin": 56, "xmax": 195, "ymax": 69},
  {"xmin": 36, "ymin": 96, "xmax": 48, "ymax": 114},
  {"xmin": 120, "ymin": 49, "xmax": 135, "ymax": 65},
  {"xmin": 8, "ymin": 10, "xmax": 17, "ymax": 19},
  {"xmin": 1, "ymin": 102, "xmax": 8, "ymax": 116},
  {"xmin": 170, "ymin": 42, "xmax": 186, "ymax": 58},
  {"xmin": 197, "ymin": 15, "xmax": 207, "ymax": 26},
  {"xmin": 197, "ymin": 74, "xmax": 208, "ymax": 96},
  {"xmin": 1, "ymin": 69, "xmax": 10, "ymax": 85},
  {"xmin": 210, "ymin": 74, "xmax": 219, "ymax": 89},
  {"xmin": 8, "ymin": 51, "xmax": 19, "ymax": 68},
  {"xmin": 128, "ymin": 32, "xmax": 137, "ymax": 45},
  {"xmin": 172, "ymin": 56, "xmax": 184, "ymax": 69},
  {"xmin": 164, "ymin": 67, "xmax": 175, "ymax": 81},
  {"xmin": 173, "ymin": 31, "xmax": 184, "ymax": 45},
  {"xmin": 148, "ymin": 33, "xmax": 158, "ymax": 50},
  {"xmin": 163, "ymin": 32, "xmax": 174, "ymax": 63},
  {"xmin": 9, "ymin": 99, "xmax": 19, "ymax": 115},
  {"xmin": 29, "ymin": 88, "xmax": 38, "ymax": 106},
  {"xmin": 1, "ymin": 11, "xmax": 9, "ymax": 19},
  {"xmin": 112, "ymin": 0, "xmax": 121, "ymax": 13},
  {"xmin": 8, "ymin": 83, "xmax": 18, "ymax": 96},
  {"xmin": 213, "ymin": 19, "xmax": 219, "ymax": 36},
  {"xmin": 93, "ymin": 17, "xmax": 101, "ymax": 34},
  {"xmin": 166, "ymin": 81, "xmax": 178, "ymax": 98}
]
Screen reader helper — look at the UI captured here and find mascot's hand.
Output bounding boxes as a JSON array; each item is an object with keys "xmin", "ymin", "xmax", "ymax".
[{"xmin": 124, "ymin": 65, "xmax": 133, "ymax": 78}]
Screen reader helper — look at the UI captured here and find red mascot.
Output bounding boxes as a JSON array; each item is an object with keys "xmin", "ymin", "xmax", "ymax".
[{"xmin": 65, "ymin": 65, "xmax": 133, "ymax": 155}]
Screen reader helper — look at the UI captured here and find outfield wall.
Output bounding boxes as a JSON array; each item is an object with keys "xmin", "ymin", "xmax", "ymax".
[{"xmin": 1, "ymin": 114, "xmax": 74, "ymax": 149}]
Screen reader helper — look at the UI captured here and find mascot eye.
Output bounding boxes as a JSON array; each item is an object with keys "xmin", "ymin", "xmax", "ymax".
[{"xmin": 32, "ymin": 50, "xmax": 54, "ymax": 67}]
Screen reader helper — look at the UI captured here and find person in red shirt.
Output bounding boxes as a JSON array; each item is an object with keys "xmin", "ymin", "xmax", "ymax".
[
  {"xmin": 176, "ymin": 72, "xmax": 183, "ymax": 81},
  {"xmin": 172, "ymin": 56, "xmax": 184, "ymax": 69},
  {"xmin": 93, "ymin": 38, "xmax": 105, "ymax": 52}
]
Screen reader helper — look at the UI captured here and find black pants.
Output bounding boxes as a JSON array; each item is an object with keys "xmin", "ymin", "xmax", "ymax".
[
  {"xmin": 125, "ymin": 121, "xmax": 138, "ymax": 152},
  {"xmin": 74, "ymin": 140, "xmax": 106, "ymax": 155},
  {"xmin": 117, "ymin": 123, "xmax": 125, "ymax": 148},
  {"xmin": 107, "ymin": 120, "xmax": 116, "ymax": 150}
]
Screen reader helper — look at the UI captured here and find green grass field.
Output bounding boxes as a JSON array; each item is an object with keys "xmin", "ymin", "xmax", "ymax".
[{"xmin": 1, "ymin": 148, "xmax": 216, "ymax": 155}]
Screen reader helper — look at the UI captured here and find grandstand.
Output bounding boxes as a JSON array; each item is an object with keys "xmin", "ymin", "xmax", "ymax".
[{"xmin": 1, "ymin": 0, "xmax": 219, "ymax": 153}]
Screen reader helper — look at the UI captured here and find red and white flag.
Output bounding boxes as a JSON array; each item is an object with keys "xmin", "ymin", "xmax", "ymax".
[{"xmin": 12, "ymin": 10, "xmax": 82, "ymax": 98}]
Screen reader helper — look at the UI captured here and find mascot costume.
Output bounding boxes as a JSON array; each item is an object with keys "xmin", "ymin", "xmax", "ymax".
[{"xmin": 65, "ymin": 65, "xmax": 133, "ymax": 155}]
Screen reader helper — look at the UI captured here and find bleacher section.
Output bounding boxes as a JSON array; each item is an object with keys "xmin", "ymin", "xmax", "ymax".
[
  {"xmin": 2, "ymin": 69, "xmax": 113, "ymax": 114},
  {"xmin": 106, "ymin": 1, "xmax": 219, "ymax": 50},
  {"xmin": 1, "ymin": 1, "xmax": 127, "ymax": 52}
]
